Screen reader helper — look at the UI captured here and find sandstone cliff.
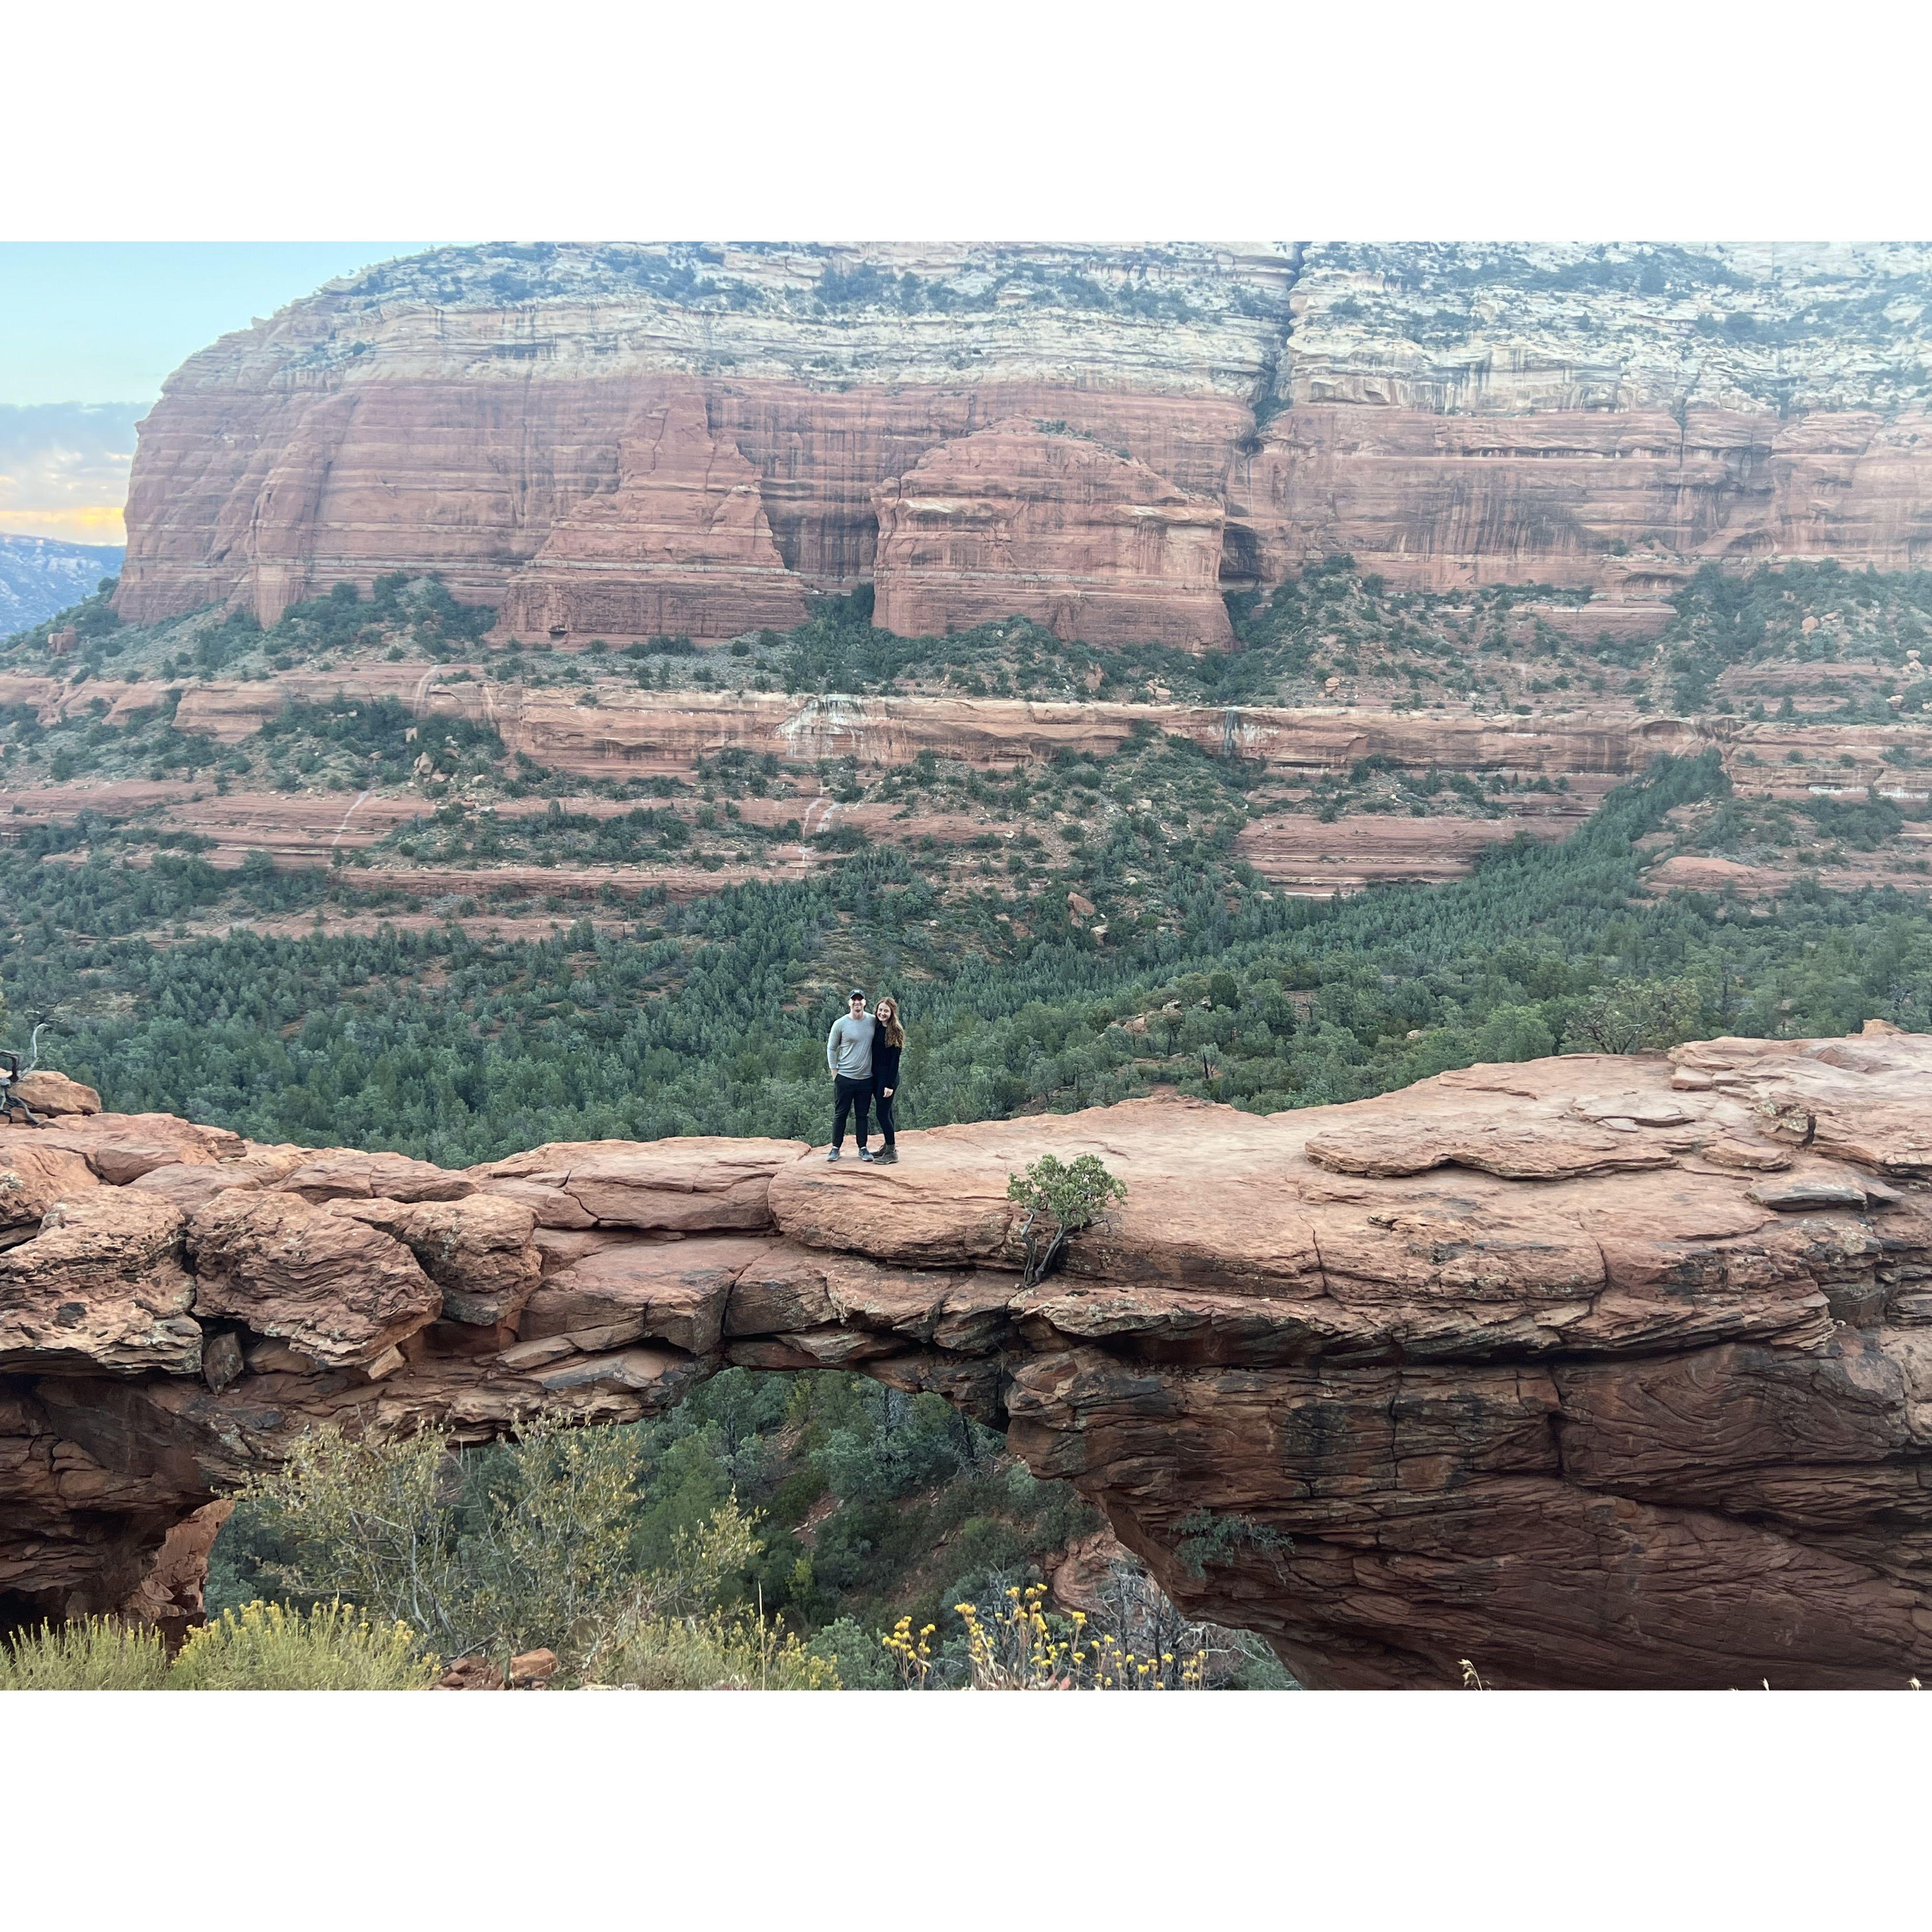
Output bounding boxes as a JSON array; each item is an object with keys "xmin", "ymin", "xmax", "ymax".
[
  {"xmin": 500, "ymin": 395, "xmax": 808, "ymax": 641},
  {"xmin": 873, "ymin": 419, "xmax": 1232, "ymax": 649},
  {"xmin": 112, "ymin": 242, "xmax": 1932, "ymax": 643},
  {"xmin": 6, "ymin": 1027, "xmax": 1932, "ymax": 1689},
  {"xmin": 114, "ymin": 243, "xmax": 1291, "ymax": 636}
]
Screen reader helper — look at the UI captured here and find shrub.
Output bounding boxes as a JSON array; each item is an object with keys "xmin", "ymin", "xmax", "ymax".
[
  {"xmin": 236, "ymin": 1411, "xmax": 648, "ymax": 1665},
  {"xmin": 1174, "ymin": 1508, "xmax": 1293, "ymax": 1581},
  {"xmin": 953, "ymin": 1581, "xmax": 1205, "ymax": 1691},
  {"xmin": 167, "ymin": 1601, "xmax": 438, "ymax": 1690},
  {"xmin": 1569, "ymin": 974, "xmax": 1704, "ymax": 1054},
  {"xmin": 1005, "ymin": 1153, "xmax": 1127, "ymax": 1286},
  {"xmin": 0, "ymin": 1616, "xmax": 170, "ymax": 1690},
  {"xmin": 236, "ymin": 1411, "xmax": 776, "ymax": 1674},
  {"xmin": 236, "ymin": 1422, "xmax": 477, "ymax": 1654},
  {"xmin": 580, "ymin": 1608, "xmax": 839, "ymax": 1690},
  {"xmin": 455, "ymin": 1421, "xmax": 653, "ymax": 1656},
  {"xmin": 811, "ymin": 1386, "xmax": 995, "ymax": 1503},
  {"xmin": 805, "ymin": 1615, "xmax": 896, "ymax": 1689}
]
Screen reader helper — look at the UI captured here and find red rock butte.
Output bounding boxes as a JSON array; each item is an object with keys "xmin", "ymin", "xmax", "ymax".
[
  {"xmin": 113, "ymin": 242, "xmax": 1932, "ymax": 647},
  {"xmin": 6, "ymin": 1028, "xmax": 1932, "ymax": 1688}
]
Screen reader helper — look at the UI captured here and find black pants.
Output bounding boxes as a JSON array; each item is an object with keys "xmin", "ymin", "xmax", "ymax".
[
  {"xmin": 873, "ymin": 1086, "xmax": 897, "ymax": 1146},
  {"xmin": 832, "ymin": 1075, "xmax": 872, "ymax": 1149}
]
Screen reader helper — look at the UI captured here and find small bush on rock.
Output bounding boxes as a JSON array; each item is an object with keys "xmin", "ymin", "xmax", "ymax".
[{"xmin": 1006, "ymin": 1153, "xmax": 1127, "ymax": 1286}]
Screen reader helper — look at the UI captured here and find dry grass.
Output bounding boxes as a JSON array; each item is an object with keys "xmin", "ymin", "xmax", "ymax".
[{"xmin": 0, "ymin": 1617, "xmax": 171, "ymax": 1690}]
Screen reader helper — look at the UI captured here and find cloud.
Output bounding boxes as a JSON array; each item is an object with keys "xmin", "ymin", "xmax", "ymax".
[{"xmin": 0, "ymin": 402, "xmax": 143, "ymax": 545}]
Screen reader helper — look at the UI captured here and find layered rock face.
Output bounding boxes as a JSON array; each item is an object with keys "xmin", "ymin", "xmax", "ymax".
[
  {"xmin": 6, "ymin": 659, "xmax": 1689, "ymax": 790},
  {"xmin": 1238, "ymin": 243, "xmax": 1932, "ymax": 590},
  {"xmin": 874, "ymin": 420, "xmax": 1232, "ymax": 649},
  {"xmin": 1237, "ymin": 402, "xmax": 1932, "ymax": 593},
  {"xmin": 113, "ymin": 241, "xmax": 1932, "ymax": 645},
  {"xmin": 498, "ymin": 395, "xmax": 808, "ymax": 642},
  {"xmin": 114, "ymin": 243, "xmax": 1290, "ymax": 635},
  {"xmin": 6, "ymin": 1028, "xmax": 1932, "ymax": 1689},
  {"xmin": 141, "ymin": 676, "xmax": 1697, "ymax": 781},
  {"xmin": 0, "ymin": 658, "xmax": 1726, "ymax": 899}
]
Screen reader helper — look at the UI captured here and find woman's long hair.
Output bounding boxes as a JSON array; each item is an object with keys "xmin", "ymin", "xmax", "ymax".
[{"xmin": 875, "ymin": 996, "xmax": 906, "ymax": 1048}]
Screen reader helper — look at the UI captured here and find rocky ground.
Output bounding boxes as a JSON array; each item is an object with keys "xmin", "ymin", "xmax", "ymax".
[{"xmin": 5, "ymin": 1025, "xmax": 1932, "ymax": 1689}]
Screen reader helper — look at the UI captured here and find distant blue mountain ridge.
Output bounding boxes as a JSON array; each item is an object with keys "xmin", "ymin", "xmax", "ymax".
[{"xmin": 0, "ymin": 532, "xmax": 126, "ymax": 639}]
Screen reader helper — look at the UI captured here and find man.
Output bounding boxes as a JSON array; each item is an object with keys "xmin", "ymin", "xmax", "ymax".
[{"xmin": 825, "ymin": 987, "xmax": 877, "ymax": 1162}]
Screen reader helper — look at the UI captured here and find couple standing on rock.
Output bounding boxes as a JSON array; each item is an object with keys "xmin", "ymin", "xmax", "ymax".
[{"xmin": 825, "ymin": 989, "xmax": 904, "ymax": 1164}]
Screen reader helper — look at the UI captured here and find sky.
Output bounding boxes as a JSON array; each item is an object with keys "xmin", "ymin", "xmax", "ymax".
[{"xmin": 0, "ymin": 243, "xmax": 435, "ymax": 544}]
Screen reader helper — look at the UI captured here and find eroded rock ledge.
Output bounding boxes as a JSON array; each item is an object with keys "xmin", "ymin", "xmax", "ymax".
[{"xmin": 4, "ymin": 1028, "xmax": 1932, "ymax": 1688}]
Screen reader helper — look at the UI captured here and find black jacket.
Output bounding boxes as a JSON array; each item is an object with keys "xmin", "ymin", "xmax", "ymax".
[{"xmin": 871, "ymin": 1033, "xmax": 903, "ymax": 1093}]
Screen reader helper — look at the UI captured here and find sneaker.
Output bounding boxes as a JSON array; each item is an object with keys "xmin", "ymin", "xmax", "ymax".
[
  {"xmin": 875, "ymin": 1147, "xmax": 898, "ymax": 1164},
  {"xmin": 858, "ymin": 1148, "xmax": 876, "ymax": 1162},
  {"xmin": 826, "ymin": 1148, "xmax": 840, "ymax": 1162}
]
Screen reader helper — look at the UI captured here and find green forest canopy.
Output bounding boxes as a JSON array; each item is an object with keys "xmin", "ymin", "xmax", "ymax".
[{"xmin": 4, "ymin": 753, "xmax": 1929, "ymax": 1165}]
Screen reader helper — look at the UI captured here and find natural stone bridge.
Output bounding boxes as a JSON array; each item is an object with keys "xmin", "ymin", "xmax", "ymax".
[{"xmin": 4, "ymin": 1027, "xmax": 1931, "ymax": 1689}]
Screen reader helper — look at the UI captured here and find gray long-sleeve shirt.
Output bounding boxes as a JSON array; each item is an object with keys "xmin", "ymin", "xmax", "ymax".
[{"xmin": 827, "ymin": 1012, "xmax": 876, "ymax": 1080}]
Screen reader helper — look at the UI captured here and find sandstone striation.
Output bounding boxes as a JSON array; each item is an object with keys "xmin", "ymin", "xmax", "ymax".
[
  {"xmin": 1234, "ymin": 402, "xmax": 1932, "ymax": 594},
  {"xmin": 0, "ymin": 1144, "xmax": 101, "ymax": 1231},
  {"xmin": 151, "ymin": 674, "xmax": 1701, "ymax": 782},
  {"xmin": 1230, "ymin": 242, "xmax": 1932, "ymax": 592},
  {"xmin": 873, "ymin": 419, "xmax": 1231, "ymax": 650},
  {"xmin": 333, "ymin": 1195, "xmax": 541, "ymax": 1329},
  {"xmin": 114, "ymin": 244, "xmax": 1291, "ymax": 634},
  {"xmin": 9, "ymin": 1112, "xmax": 242, "ymax": 1186},
  {"xmin": 500, "ymin": 395, "xmax": 809, "ymax": 642},
  {"xmin": 0, "ymin": 1192, "xmax": 200, "ymax": 1377},
  {"xmin": 4, "ymin": 1027, "xmax": 1932, "ymax": 1688},
  {"xmin": 469, "ymin": 1137, "xmax": 807, "ymax": 1230},
  {"xmin": 112, "ymin": 242, "xmax": 1932, "ymax": 644},
  {"xmin": 185, "ymin": 1190, "xmax": 443, "ymax": 1369}
]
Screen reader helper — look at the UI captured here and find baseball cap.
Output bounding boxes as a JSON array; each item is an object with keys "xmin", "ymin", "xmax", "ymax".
[{"xmin": 847, "ymin": 987, "xmax": 866, "ymax": 1000}]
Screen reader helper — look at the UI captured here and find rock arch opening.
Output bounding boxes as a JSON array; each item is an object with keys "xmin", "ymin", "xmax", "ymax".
[{"xmin": 6, "ymin": 1028, "xmax": 1932, "ymax": 1688}]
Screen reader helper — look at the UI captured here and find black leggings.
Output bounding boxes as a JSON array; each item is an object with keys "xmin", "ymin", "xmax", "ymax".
[
  {"xmin": 873, "ymin": 1087, "xmax": 897, "ymax": 1146},
  {"xmin": 832, "ymin": 1075, "xmax": 872, "ymax": 1149}
]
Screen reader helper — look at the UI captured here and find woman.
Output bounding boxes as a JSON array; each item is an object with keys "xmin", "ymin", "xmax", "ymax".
[{"xmin": 870, "ymin": 995, "xmax": 906, "ymax": 1164}]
